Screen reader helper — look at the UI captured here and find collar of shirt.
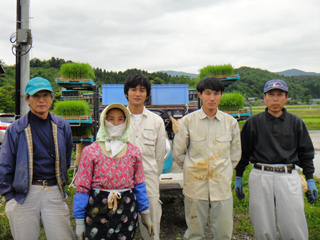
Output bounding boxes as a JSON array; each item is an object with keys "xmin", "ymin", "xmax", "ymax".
[
  {"xmin": 199, "ymin": 108, "xmax": 223, "ymax": 121},
  {"xmin": 127, "ymin": 106, "xmax": 148, "ymax": 117},
  {"xmin": 265, "ymin": 107, "xmax": 287, "ymax": 121}
]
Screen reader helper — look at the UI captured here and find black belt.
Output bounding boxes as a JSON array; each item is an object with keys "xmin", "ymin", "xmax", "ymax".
[
  {"xmin": 32, "ymin": 179, "xmax": 57, "ymax": 186},
  {"xmin": 254, "ymin": 164, "xmax": 295, "ymax": 173}
]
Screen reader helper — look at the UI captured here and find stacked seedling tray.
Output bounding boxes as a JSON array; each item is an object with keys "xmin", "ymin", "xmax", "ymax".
[{"xmin": 55, "ymin": 62, "xmax": 99, "ymax": 143}]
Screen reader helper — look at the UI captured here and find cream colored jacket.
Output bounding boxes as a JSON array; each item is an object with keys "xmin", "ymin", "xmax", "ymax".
[
  {"xmin": 128, "ymin": 107, "xmax": 166, "ymax": 197},
  {"xmin": 173, "ymin": 108, "xmax": 241, "ymax": 201}
]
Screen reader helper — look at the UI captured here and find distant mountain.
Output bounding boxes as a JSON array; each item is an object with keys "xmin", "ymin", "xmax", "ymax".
[
  {"xmin": 275, "ymin": 69, "xmax": 320, "ymax": 76},
  {"xmin": 160, "ymin": 70, "xmax": 198, "ymax": 79}
]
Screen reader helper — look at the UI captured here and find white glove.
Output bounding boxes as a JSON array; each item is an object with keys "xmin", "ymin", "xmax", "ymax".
[
  {"xmin": 75, "ymin": 218, "xmax": 85, "ymax": 240},
  {"xmin": 140, "ymin": 210, "xmax": 154, "ymax": 237}
]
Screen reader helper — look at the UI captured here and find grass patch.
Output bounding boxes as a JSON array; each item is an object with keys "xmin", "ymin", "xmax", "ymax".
[
  {"xmin": 232, "ymin": 165, "xmax": 254, "ymax": 235},
  {"xmin": 220, "ymin": 93, "xmax": 246, "ymax": 111},
  {"xmin": 60, "ymin": 62, "xmax": 95, "ymax": 79},
  {"xmin": 301, "ymin": 118, "xmax": 320, "ymax": 130},
  {"xmin": 54, "ymin": 100, "xmax": 90, "ymax": 116},
  {"xmin": 0, "ymin": 197, "xmax": 12, "ymax": 240},
  {"xmin": 199, "ymin": 64, "xmax": 234, "ymax": 79}
]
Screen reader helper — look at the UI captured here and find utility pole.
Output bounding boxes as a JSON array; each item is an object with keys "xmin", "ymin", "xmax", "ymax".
[{"xmin": 15, "ymin": 0, "xmax": 31, "ymax": 118}]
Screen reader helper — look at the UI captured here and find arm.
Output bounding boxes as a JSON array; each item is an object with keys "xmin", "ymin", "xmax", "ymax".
[
  {"xmin": 65, "ymin": 122, "xmax": 73, "ymax": 169},
  {"xmin": 0, "ymin": 126, "xmax": 16, "ymax": 201},
  {"xmin": 295, "ymin": 120, "xmax": 317, "ymax": 204},
  {"xmin": 73, "ymin": 192, "xmax": 90, "ymax": 218},
  {"xmin": 133, "ymin": 147, "xmax": 148, "ymax": 212},
  {"xmin": 230, "ymin": 119, "xmax": 241, "ymax": 169},
  {"xmin": 234, "ymin": 120, "xmax": 252, "ymax": 200},
  {"xmin": 73, "ymin": 192, "xmax": 89, "ymax": 240},
  {"xmin": 296, "ymin": 120, "xmax": 315, "ymax": 180},
  {"xmin": 155, "ymin": 119, "xmax": 166, "ymax": 176},
  {"xmin": 133, "ymin": 149, "xmax": 154, "ymax": 236},
  {"xmin": 74, "ymin": 146, "xmax": 94, "ymax": 194},
  {"xmin": 172, "ymin": 117, "xmax": 189, "ymax": 169},
  {"xmin": 133, "ymin": 182, "xmax": 149, "ymax": 212},
  {"xmin": 235, "ymin": 120, "xmax": 253, "ymax": 177}
]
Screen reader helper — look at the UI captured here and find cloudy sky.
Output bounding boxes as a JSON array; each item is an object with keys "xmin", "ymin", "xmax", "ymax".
[{"xmin": 1, "ymin": 0, "xmax": 319, "ymax": 74}]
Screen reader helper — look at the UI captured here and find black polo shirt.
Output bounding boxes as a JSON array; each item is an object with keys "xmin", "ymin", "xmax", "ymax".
[{"xmin": 236, "ymin": 108, "xmax": 315, "ymax": 179}]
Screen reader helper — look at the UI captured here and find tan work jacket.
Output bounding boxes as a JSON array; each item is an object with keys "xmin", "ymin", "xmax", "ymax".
[
  {"xmin": 173, "ymin": 108, "xmax": 241, "ymax": 201},
  {"xmin": 128, "ymin": 107, "xmax": 166, "ymax": 197}
]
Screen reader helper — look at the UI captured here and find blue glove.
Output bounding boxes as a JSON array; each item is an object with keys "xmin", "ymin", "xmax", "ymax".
[
  {"xmin": 234, "ymin": 176, "xmax": 245, "ymax": 200},
  {"xmin": 307, "ymin": 179, "xmax": 318, "ymax": 204}
]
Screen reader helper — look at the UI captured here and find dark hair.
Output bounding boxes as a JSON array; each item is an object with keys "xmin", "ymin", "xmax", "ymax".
[
  {"xmin": 25, "ymin": 91, "xmax": 55, "ymax": 99},
  {"xmin": 196, "ymin": 76, "xmax": 225, "ymax": 94},
  {"xmin": 124, "ymin": 73, "xmax": 151, "ymax": 99},
  {"xmin": 264, "ymin": 89, "xmax": 288, "ymax": 96}
]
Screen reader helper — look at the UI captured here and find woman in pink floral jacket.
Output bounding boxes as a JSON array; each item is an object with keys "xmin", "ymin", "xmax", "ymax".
[{"xmin": 73, "ymin": 103, "xmax": 154, "ymax": 240}]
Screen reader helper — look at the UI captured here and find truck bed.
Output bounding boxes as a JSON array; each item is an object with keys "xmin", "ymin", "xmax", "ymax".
[{"xmin": 160, "ymin": 160, "xmax": 184, "ymax": 190}]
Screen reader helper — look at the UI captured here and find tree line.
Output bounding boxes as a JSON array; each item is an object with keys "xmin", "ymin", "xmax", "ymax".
[
  {"xmin": 230, "ymin": 67, "xmax": 320, "ymax": 103},
  {"xmin": 1, "ymin": 57, "xmax": 320, "ymax": 113}
]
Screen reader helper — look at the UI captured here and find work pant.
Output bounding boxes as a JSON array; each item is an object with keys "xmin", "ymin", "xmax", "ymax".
[
  {"xmin": 249, "ymin": 168, "xmax": 308, "ymax": 240},
  {"xmin": 184, "ymin": 195, "xmax": 233, "ymax": 240},
  {"xmin": 5, "ymin": 185, "xmax": 75, "ymax": 240},
  {"xmin": 138, "ymin": 196, "xmax": 162, "ymax": 240}
]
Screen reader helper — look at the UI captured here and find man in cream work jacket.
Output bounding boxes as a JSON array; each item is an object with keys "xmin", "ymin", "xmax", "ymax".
[
  {"xmin": 173, "ymin": 77, "xmax": 241, "ymax": 240},
  {"xmin": 124, "ymin": 74, "xmax": 166, "ymax": 240}
]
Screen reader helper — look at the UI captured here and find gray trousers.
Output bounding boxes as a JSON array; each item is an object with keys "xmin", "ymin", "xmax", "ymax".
[
  {"xmin": 5, "ymin": 185, "xmax": 75, "ymax": 240},
  {"xmin": 184, "ymin": 195, "xmax": 233, "ymax": 240},
  {"xmin": 249, "ymin": 168, "xmax": 308, "ymax": 240}
]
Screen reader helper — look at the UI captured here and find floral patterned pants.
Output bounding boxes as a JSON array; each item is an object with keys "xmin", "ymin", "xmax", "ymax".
[{"xmin": 85, "ymin": 189, "xmax": 139, "ymax": 240}]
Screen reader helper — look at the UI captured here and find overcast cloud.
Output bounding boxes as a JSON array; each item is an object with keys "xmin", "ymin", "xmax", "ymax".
[{"xmin": 1, "ymin": 0, "xmax": 319, "ymax": 74}]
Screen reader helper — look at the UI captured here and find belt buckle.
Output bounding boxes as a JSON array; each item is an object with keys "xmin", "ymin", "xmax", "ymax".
[
  {"xmin": 266, "ymin": 166, "xmax": 273, "ymax": 172},
  {"xmin": 274, "ymin": 167, "xmax": 281, "ymax": 173},
  {"xmin": 43, "ymin": 180, "xmax": 48, "ymax": 187}
]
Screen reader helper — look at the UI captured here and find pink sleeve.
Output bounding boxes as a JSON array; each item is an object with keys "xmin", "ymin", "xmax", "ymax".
[
  {"xmin": 134, "ymin": 147, "xmax": 145, "ymax": 185},
  {"xmin": 75, "ymin": 145, "xmax": 94, "ymax": 194}
]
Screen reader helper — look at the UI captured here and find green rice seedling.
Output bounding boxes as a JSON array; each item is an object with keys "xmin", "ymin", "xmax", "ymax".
[
  {"xmin": 54, "ymin": 100, "xmax": 90, "ymax": 116},
  {"xmin": 199, "ymin": 64, "xmax": 234, "ymax": 79},
  {"xmin": 72, "ymin": 127, "xmax": 93, "ymax": 137},
  {"xmin": 60, "ymin": 62, "xmax": 95, "ymax": 79},
  {"xmin": 219, "ymin": 92, "xmax": 245, "ymax": 111}
]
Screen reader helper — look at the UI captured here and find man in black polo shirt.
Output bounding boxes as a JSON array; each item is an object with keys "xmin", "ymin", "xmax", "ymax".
[{"xmin": 234, "ymin": 79, "xmax": 318, "ymax": 240}]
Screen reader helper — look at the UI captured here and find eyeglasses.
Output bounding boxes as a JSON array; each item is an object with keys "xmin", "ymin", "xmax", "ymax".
[{"xmin": 31, "ymin": 92, "xmax": 52, "ymax": 100}]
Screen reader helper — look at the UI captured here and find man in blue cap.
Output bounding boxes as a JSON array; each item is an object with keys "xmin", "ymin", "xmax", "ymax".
[
  {"xmin": 0, "ymin": 77, "xmax": 75, "ymax": 239},
  {"xmin": 234, "ymin": 79, "xmax": 318, "ymax": 240}
]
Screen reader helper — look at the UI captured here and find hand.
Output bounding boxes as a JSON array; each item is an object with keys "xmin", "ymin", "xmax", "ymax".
[
  {"xmin": 234, "ymin": 176, "xmax": 245, "ymax": 200},
  {"xmin": 140, "ymin": 210, "xmax": 155, "ymax": 237},
  {"xmin": 307, "ymin": 179, "xmax": 318, "ymax": 204},
  {"xmin": 75, "ymin": 218, "xmax": 85, "ymax": 240}
]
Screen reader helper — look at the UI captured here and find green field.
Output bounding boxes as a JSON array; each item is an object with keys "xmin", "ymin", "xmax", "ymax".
[{"xmin": 249, "ymin": 105, "xmax": 320, "ymax": 130}]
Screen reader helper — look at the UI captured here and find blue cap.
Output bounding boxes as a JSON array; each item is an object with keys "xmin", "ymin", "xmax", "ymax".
[
  {"xmin": 264, "ymin": 79, "xmax": 288, "ymax": 93},
  {"xmin": 25, "ymin": 77, "xmax": 53, "ymax": 95}
]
